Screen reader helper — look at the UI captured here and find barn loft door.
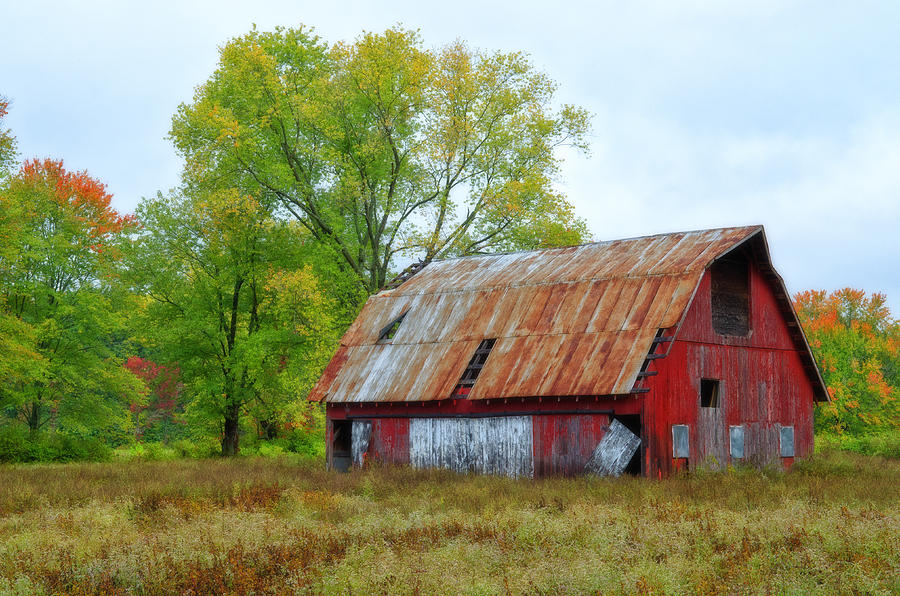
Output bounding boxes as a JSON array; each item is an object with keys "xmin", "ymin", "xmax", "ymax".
[{"xmin": 584, "ymin": 419, "xmax": 641, "ymax": 477}]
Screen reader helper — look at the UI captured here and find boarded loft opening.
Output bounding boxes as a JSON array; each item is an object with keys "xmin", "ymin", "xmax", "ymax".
[
  {"xmin": 711, "ymin": 256, "xmax": 750, "ymax": 336},
  {"xmin": 451, "ymin": 339, "xmax": 496, "ymax": 397},
  {"xmin": 700, "ymin": 378, "xmax": 720, "ymax": 408},
  {"xmin": 378, "ymin": 312, "xmax": 407, "ymax": 342},
  {"xmin": 331, "ymin": 420, "xmax": 351, "ymax": 472}
]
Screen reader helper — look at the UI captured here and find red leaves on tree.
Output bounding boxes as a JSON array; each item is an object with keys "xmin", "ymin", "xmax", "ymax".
[{"xmin": 125, "ymin": 356, "xmax": 182, "ymax": 414}]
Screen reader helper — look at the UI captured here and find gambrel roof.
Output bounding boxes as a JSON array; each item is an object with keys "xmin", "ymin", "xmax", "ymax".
[{"xmin": 310, "ymin": 226, "xmax": 828, "ymax": 403}]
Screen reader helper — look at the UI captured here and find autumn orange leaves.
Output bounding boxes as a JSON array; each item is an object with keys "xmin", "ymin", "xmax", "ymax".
[{"xmin": 794, "ymin": 288, "xmax": 899, "ymax": 435}]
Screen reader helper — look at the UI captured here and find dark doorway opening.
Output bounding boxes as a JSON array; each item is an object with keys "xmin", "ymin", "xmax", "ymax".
[
  {"xmin": 332, "ymin": 420, "xmax": 352, "ymax": 472},
  {"xmin": 700, "ymin": 379, "xmax": 720, "ymax": 408},
  {"xmin": 613, "ymin": 414, "xmax": 643, "ymax": 476}
]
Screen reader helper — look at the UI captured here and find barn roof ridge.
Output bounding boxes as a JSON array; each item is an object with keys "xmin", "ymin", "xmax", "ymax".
[
  {"xmin": 381, "ymin": 225, "xmax": 764, "ymax": 298},
  {"xmin": 416, "ymin": 224, "xmax": 764, "ymax": 267}
]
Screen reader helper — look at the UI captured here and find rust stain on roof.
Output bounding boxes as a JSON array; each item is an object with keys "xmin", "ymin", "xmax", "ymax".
[{"xmin": 312, "ymin": 226, "xmax": 778, "ymax": 403}]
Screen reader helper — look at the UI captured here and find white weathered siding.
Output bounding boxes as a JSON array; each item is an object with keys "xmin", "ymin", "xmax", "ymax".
[
  {"xmin": 409, "ymin": 416, "xmax": 534, "ymax": 478},
  {"xmin": 351, "ymin": 420, "xmax": 372, "ymax": 467}
]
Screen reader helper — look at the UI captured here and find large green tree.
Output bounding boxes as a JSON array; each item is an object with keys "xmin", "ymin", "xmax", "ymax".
[
  {"xmin": 130, "ymin": 189, "xmax": 349, "ymax": 455},
  {"xmin": 0, "ymin": 101, "xmax": 35, "ymax": 395},
  {"xmin": 0, "ymin": 158, "xmax": 142, "ymax": 433},
  {"xmin": 171, "ymin": 26, "xmax": 591, "ymax": 292}
]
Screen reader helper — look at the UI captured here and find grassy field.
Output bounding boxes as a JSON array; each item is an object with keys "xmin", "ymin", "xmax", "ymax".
[{"xmin": 0, "ymin": 451, "xmax": 897, "ymax": 595}]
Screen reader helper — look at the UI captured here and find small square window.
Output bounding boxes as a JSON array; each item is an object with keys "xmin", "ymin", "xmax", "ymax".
[
  {"xmin": 700, "ymin": 379, "xmax": 719, "ymax": 408},
  {"xmin": 729, "ymin": 425, "xmax": 744, "ymax": 459},
  {"xmin": 672, "ymin": 424, "xmax": 689, "ymax": 458},
  {"xmin": 780, "ymin": 426, "xmax": 795, "ymax": 457}
]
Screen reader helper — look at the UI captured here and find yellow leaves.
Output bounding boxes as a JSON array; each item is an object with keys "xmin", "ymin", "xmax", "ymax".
[
  {"xmin": 262, "ymin": 265, "xmax": 333, "ymax": 341},
  {"xmin": 193, "ymin": 189, "xmax": 269, "ymax": 253},
  {"xmin": 169, "ymin": 22, "xmax": 593, "ymax": 295}
]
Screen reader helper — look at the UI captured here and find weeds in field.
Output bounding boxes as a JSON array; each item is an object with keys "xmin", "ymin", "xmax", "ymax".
[{"xmin": 0, "ymin": 449, "xmax": 897, "ymax": 594}]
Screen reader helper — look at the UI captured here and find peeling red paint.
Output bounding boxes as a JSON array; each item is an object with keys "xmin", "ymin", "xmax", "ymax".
[{"xmin": 641, "ymin": 259, "xmax": 816, "ymax": 477}]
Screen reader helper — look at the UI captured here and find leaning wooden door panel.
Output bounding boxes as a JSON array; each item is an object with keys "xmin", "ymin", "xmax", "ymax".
[
  {"xmin": 351, "ymin": 420, "xmax": 372, "ymax": 467},
  {"xmin": 584, "ymin": 419, "xmax": 641, "ymax": 477},
  {"xmin": 409, "ymin": 416, "xmax": 534, "ymax": 478}
]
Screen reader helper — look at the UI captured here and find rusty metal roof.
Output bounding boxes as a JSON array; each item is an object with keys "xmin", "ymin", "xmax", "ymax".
[{"xmin": 310, "ymin": 225, "xmax": 822, "ymax": 403}]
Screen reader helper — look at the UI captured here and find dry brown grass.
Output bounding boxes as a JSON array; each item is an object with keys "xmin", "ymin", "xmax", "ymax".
[{"xmin": 0, "ymin": 450, "xmax": 897, "ymax": 594}]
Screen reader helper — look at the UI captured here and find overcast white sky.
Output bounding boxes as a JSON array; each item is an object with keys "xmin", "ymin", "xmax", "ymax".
[{"xmin": 3, "ymin": 1, "xmax": 899, "ymax": 312}]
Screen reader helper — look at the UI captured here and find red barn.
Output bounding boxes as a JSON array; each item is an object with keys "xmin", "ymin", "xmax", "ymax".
[{"xmin": 309, "ymin": 226, "xmax": 828, "ymax": 478}]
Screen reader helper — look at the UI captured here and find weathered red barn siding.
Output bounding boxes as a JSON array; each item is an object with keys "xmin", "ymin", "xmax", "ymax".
[
  {"xmin": 325, "ymin": 419, "xmax": 335, "ymax": 470},
  {"xmin": 369, "ymin": 418, "xmax": 410, "ymax": 464},
  {"xmin": 532, "ymin": 414, "xmax": 609, "ymax": 476},
  {"xmin": 641, "ymin": 260, "xmax": 816, "ymax": 477},
  {"xmin": 326, "ymin": 398, "xmax": 641, "ymax": 476}
]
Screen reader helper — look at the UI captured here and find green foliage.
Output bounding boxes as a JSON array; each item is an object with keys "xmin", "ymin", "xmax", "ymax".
[
  {"xmin": 0, "ymin": 159, "xmax": 143, "ymax": 435},
  {"xmin": 0, "ymin": 27, "xmax": 594, "ymax": 462},
  {"xmin": 794, "ymin": 288, "xmax": 900, "ymax": 436},
  {"xmin": 0, "ymin": 426, "xmax": 110, "ymax": 463},
  {"xmin": 0, "ymin": 97, "xmax": 16, "ymax": 180},
  {"xmin": 129, "ymin": 188, "xmax": 347, "ymax": 456},
  {"xmin": 244, "ymin": 414, "xmax": 327, "ymax": 458},
  {"xmin": 171, "ymin": 25, "xmax": 592, "ymax": 292},
  {"xmin": 816, "ymin": 431, "xmax": 900, "ymax": 458}
]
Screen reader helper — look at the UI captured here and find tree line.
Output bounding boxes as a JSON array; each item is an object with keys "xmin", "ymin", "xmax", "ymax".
[{"xmin": 0, "ymin": 26, "xmax": 591, "ymax": 459}]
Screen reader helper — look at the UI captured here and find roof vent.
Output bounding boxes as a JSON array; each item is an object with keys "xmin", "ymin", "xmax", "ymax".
[
  {"xmin": 378, "ymin": 312, "xmax": 407, "ymax": 343},
  {"xmin": 451, "ymin": 339, "xmax": 496, "ymax": 397}
]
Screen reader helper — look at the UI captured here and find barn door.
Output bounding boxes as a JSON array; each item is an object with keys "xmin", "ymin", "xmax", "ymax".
[
  {"xmin": 697, "ymin": 379, "xmax": 727, "ymax": 469},
  {"xmin": 584, "ymin": 419, "xmax": 641, "ymax": 477}
]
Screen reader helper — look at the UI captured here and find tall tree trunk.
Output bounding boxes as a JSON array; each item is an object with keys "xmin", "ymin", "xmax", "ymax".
[
  {"xmin": 221, "ymin": 394, "xmax": 241, "ymax": 456},
  {"xmin": 220, "ymin": 276, "xmax": 244, "ymax": 457},
  {"xmin": 27, "ymin": 400, "xmax": 41, "ymax": 433}
]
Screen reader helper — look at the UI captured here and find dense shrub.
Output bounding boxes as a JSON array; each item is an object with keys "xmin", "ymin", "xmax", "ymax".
[
  {"xmin": 113, "ymin": 436, "xmax": 221, "ymax": 461},
  {"xmin": 816, "ymin": 432, "xmax": 900, "ymax": 458},
  {"xmin": 0, "ymin": 426, "xmax": 110, "ymax": 463}
]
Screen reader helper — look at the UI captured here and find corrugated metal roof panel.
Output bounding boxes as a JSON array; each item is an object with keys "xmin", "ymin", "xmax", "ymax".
[
  {"xmin": 312, "ymin": 226, "xmax": 768, "ymax": 403},
  {"xmin": 322, "ymin": 340, "xmax": 479, "ymax": 403}
]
